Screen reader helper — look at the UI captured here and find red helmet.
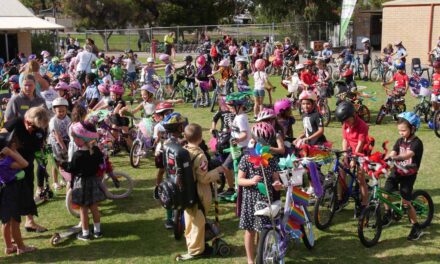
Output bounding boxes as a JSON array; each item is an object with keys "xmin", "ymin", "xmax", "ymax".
[
  {"xmin": 251, "ymin": 122, "xmax": 276, "ymax": 145},
  {"xmin": 303, "ymin": 60, "xmax": 314, "ymax": 66},
  {"xmin": 196, "ymin": 55, "xmax": 206, "ymax": 66},
  {"xmin": 255, "ymin": 59, "xmax": 266, "ymax": 71},
  {"xmin": 155, "ymin": 102, "xmax": 174, "ymax": 114}
]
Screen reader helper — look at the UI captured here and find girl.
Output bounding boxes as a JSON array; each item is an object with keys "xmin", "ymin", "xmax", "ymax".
[
  {"xmin": 110, "ymin": 58, "xmax": 124, "ymax": 85},
  {"xmin": 274, "ymin": 99, "xmax": 295, "ymax": 141},
  {"xmin": 84, "ymin": 73, "xmax": 100, "ymax": 110},
  {"xmin": 92, "ymin": 84, "xmax": 111, "ymax": 111},
  {"xmin": 429, "ymin": 60, "xmax": 440, "ymax": 129},
  {"xmin": 272, "ymin": 41, "xmax": 283, "ymax": 75},
  {"xmin": 253, "ymin": 59, "xmax": 274, "ymax": 120},
  {"xmin": 255, "ymin": 108, "xmax": 285, "ymax": 156},
  {"xmin": 141, "ymin": 57, "xmax": 157, "ymax": 85},
  {"xmin": 106, "ymin": 84, "xmax": 132, "ymax": 148},
  {"xmin": 238, "ymin": 122, "xmax": 283, "ymax": 264},
  {"xmin": 160, "ymin": 54, "xmax": 174, "ymax": 96},
  {"xmin": 48, "ymin": 98, "xmax": 71, "ymax": 190},
  {"xmin": 98, "ymin": 64, "xmax": 112, "ymax": 86},
  {"xmin": 123, "ymin": 50, "xmax": 140, "ymax": 97},
  {"xmin": 195, "ymin": 56, "xmax": 212, "ymax": 107},
  {"xmin": 0, "ymin": 133, "xmax": 36, "ymax": 255},
  {"xmin": 69, "ymin": 81, "xmax": 83, "ymax": 108},
  {"xmin": 210, "ymin": 59, "xmax": 234, "ymax": 94},
  {"xmin": 68, "ymin": 104, "xmax": 87, "ymax": 163},
  {"xmin": 229, "ymin": 39, "xmax": 238, "ymax": 68},
  {"xmin": 300, "ymin": 60, "xmax": 318, "ymax": 91},
  {"xmin": 131, "ymin": 84, "xmax": 182, "ymax": 117},
  {"xmin": 54, "ymin": 81, "xmax": 72, "ymax": 110},
  {"xmin": 62, "ymin": 122, "xmax": 106, "ymax": 240},
  {"xmin": 236, "ymin": 57, "xmax": 250, "ymax": 92},
  {"xmin": 250, "ymin": 40, "xmax": 262, "ymax": 73},
  {"xmin": 315, "ymin": 59, "xmax": 331, "ymax": 97},
  {"xmin": 393, "ymin": 41, "xmax": 408, "ymax": 65}
]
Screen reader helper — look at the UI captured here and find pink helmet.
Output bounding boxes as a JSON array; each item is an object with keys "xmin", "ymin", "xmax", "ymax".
[
  {"xmin": 255, "ymin": 59, "xmax": 266, "ymax": 71},
  {"xmin": 274, "ymin": 99, "xmax": 292, "ymax": 115},
  {"xmin": 256, "ymin": 108, "xmax": 276, "ymax": 122},
  {"xmin": 98, "ymin": 83, "xmax": 110, "ymax": 94},
  {"xmin": 251, "ymin": 122, "xmax": 276, "ymax": 145},
  {"xmin": 218, "ymin": 59, "xmax": 230, "ymax": 67},
  {"xmin": 141, "ymin": 84, "xmax": 156, "ymax": 94},
  {"xmin": 55, "ymin": 81, "xmax": 70, "ymax": 91},
  {"xmin": 71, "ymin": 122, "xmax": 98, "ymax": 142},
  {"xmin": 159, "ymin": 54, "xmax": 169, "ymax": 62},
  {"xmin": 109, "ymin": 84, "xmax": 124, "ymax": 96},
  {"xmin": 41, "ymin": 50, "xmax": 50, "ymax": 57},
  {"xmin": 196, "ymin": 55, "xmax": 206, "ymax": 66},
  {"xmin": 69, "ymin": 81, "xmax": 81, "ymax": 90},
  {"xmin": 299, "ymin": 90, "xmax": 317, "ymax": 102}
]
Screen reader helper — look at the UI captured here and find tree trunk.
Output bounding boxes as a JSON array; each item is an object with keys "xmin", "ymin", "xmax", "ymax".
[{"xmin": 99, "ymin": 31, "xmax": 113, "ymax": 52}]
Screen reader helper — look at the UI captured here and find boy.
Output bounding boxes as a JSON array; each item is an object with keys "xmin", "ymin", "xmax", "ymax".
[
  {"xmin": 382, "ymin": 59, "xmax": 409, "ymax": 106},
  {"xmin": 176, "ymin": 123, "xmax": 224, "ymax": 261},
  {"xmin": 383, "ymin": 112, "xmax": 424, "ymax": 241},
  {"xmin": 429, "ymin": 60, "xmax": 440, "ymax": 128}
]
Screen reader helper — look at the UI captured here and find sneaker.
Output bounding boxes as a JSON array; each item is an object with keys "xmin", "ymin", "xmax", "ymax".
[
  {"xmin": 93, "ymin": 231, "xmax": 103, "ymax": 239},
  {"xmin": 428, "ymin": 121, "xmax": 434, "ymax": 129},
  {"xmin": 382, "ymin": 211, "xmax": 392, "ymax": 227},
  {"xmin": 164, "ymin": 219, "xmax": 174, "ymax": 229},
  {"xmin": 407, "ymin": 224, "xmax": 424, "ymax": 241},
  {"xmin": 111, "ymin": 176, "xmax": 120, "ymax": 188},
  {"xmin": 52, "ymin": 183, "xmax": 62, "ymax": 190},
  {"xmin": 306, "ymin": 186, "xmax": 315, "ymax": 195},
  {"xmin": 77, "ymin": 233, "xmax": 91, "ymax": 241},
  {"xmin": 219, "ymin": 188, "xmax": 235, "ymax": 198}
]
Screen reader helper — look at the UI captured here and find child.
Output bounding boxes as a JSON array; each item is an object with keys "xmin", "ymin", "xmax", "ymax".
[
  {"xmin": 383, "ymin": 112, "xmax": 424, "ymax": 241},
  {"xmin": 236, "ymin": 57, "xmax": 250, "ymax": 92},
  {"xmin": 141, "ymin": 57, "xmax": 157, "ymax": 85},
  {"xmin": 84, "ymin": 73, "xmax": 100, "ymax": 110},
  {"xmin": 382, "ymin": 59, "xmax": 409, "ymax": 106},
  {"xmin": 238, "ymin": 122, "xmax": 283, "ymax": 264},
  {"xmin": 68, "ymin": 104, "xmax": 87, "ymax": 163},
  {"xmin": 48, "ymin": 98, "xmax": 71, "ymax": 190},
  {"xmin": 429, "ymin": 60, "xmax": 440, "ymax": 128},
  {"xmin": 176, "ymin": 123, "xmax": 224, "ymax": 261},
  {"xmin": 123, "ymin": 50, "xmax": 140, "ymax": 96},
  {"xmin": 131, "ymin": 84, "xmax": 182, "ymax": 117},
  {"xmin": 54, "ymin": 81, "xmax": 72, "ymax": 110},
  {"xmin": 69, "ymin": 81, "xmax": 83, "ymax": 108},
  {"xmin": 211, "ymin": 59, "xmax": 234, "ymax": 94},
  {"xmin": 195, "ymin": 56, "xmax": 212, "ymax": 107},
  {"xmin": 272, "ymin": 41, "xmax": 284, "ymax": 74},
  {"xmin": 108, "ymin": 84, "xmax": 132, "ymax": 148},
  {"xmin": 300, "ymin": 60, "xmax": 318, "ymax": 91},
  {"xmin": 98, "ymin": 64, "xmax": 112, "ymax": 86},
  {"xmin": 92, "ymin": 84, "xmax": 111, "ymax": 111},
  {"xmin": 282, "ymin": 64, "xmax": 304, "ymax": 99},
  {"xmin": 160, "ymin": 54, "xmax": 174, "ymax": 95},
  {"xmin": 0, "ymin": 133, "xmax": 35, "ymax": 255},
  {"xmin": 62, "ymin": 122, "xmax": 106, "ymax": 241},
  {"xmin": 274, "ymin": 99, "xmax": 295, "ymax": 141},
  {"xmin": 183, "ymin": 56, "xmax": 196, "ymax": 100},
  {"xmin": 47, "ymin": 57, "xmax": 65, "ymax": 79},
  {"xmin": 253, "ymin": 59, "xmax": 274, "ymax": 120},
  {"xmin": 110, "ymin": 58, "xmax": 124, "ymax": 85},
  {"xmin": 255, "ymin": 108, "xmax": 285, "ymax": 156}
]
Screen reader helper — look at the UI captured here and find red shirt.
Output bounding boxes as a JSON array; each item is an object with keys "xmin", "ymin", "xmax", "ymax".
[
  {"xmin": 393, "ymin": 72, "xmax": 409, "ymax": 89},
  {"xmin": 300, "ymin": 71, "xmax": 317, "ymax": 86},
  {"xmin": 342, "ymin": 116, "xmax": 369, "ymax": 153},
  {"xmin": 432, "ymin": 73, "xmax": 440, "ymax": 95}
]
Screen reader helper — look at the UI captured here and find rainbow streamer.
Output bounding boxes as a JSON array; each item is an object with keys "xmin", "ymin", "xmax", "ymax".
[
  {"xmin": 308, "ymin": 161, "xmax": 323, "ymax": 198},
  {"xmin": 291, "ymin": 187, "xmax": 310, "ymax": 207},
  {"xmin": 289, "ymin": 203, "xmax": 305, "ymax": 225},
  {"xmin": 286, "ymin": 217, "xmax": 303, "ymax": 239}
]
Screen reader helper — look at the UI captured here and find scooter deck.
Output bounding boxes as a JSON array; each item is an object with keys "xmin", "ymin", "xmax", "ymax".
[{"xmin": 50, "ymin": 226, "xmax": 82, "ymax": 246}]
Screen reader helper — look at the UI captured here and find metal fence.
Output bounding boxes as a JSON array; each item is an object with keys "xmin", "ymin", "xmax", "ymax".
[{"xmin": 59, "ymin": 21, "xmax": 352, "ymax": 53}]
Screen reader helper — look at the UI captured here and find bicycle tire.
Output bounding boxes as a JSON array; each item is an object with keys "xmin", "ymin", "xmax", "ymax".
[
  {"xmin": 314, "ymin": 183, "xmax": 337, "ymax": 230},
  {"xmin": 358, "ymin": 203, "xmax": 382, "ymax": 247},
  {"xmin": 369, "ymin": 68, "xmax": 381, "ymax": 82},
  {"xmin": 155, "ymin": 88, "xmax": 164, "ymax": 101},
  {"xmin": 301, "ymin": 207, "xmax": 315, "ymax": 249},
  {"xmin": 281, "ymin": 66, "xmax": 288, "ymax": 80},
  {"xmin": 434, "ymin": 110, "xmax": 440, "ymax": 138},
  {"xmin": 65, "ymin": 188, "xmax": 80, "ymax": 218},
  {"xmin": 129, "ymin": 140, "xmax": 142, "ymax": 168},
  {"xmin": 412, "ymin": 190, "xmax": 434, "ymax": 228},
  {"xmin": 332, "ymin": 69, "xmax": 341, "ymax": 81},
  {"xmin": 319, "ymin": 102, "xmax": 331, "ymax": 127},
  {"xmin": 358, "ymin": 105, "xmax": 371, "ymax": 123},
  {"xmin": 173, "ymin": 209, "xmax": 184, "ymax": 240},
  {"xmin": 210, "ymin": 91, "xmax": 218, "ymax": 113},
  {"xmin": 375, "ymin": 105, "xmax": 386, "ymax": 125},
  {"xmin": 393, "ymin": 103, "xmax": 406, "ymax": 121},
  {"xmin": 256, "ymin": 228, "xmax": 284, "ymax": 264},
  {"xmin": 384, "ymin": 69, "xmax": 393, "ymax": 83},
  {"xmin": 103, "ymin": 171, "xmax": 134, "ymax": 199}
]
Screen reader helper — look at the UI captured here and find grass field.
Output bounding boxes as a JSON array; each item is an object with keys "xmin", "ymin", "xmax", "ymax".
[{"xmin": 2, "ymin": 74, "xmax": 440, "ymax": 264}]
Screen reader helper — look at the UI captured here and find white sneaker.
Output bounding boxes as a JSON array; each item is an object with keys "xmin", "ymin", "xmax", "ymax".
[
  {"xmin": 306, "ymin": 186, "xmax": 315, "ymax": 195},
  {"xmin": 254, "ymin": 200, "xmax": 282, "ymax": 217},
  {"xmin": 52, "ymin": 183, "xmax": 62, "ymax": 190}
]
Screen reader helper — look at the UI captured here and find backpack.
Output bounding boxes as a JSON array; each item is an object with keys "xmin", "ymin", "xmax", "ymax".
[
  {"xmin": 157, "ymin": 137, "xmax": 198, "ymax": 210},
  {"xmin": 210, "ymin": 45, "xmax": 218, "ymax": 58}
]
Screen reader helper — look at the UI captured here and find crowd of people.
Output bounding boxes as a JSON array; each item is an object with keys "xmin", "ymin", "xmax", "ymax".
[{"xmin": 0, "ymin": 32, "xmax": 438, "ymax": 263}]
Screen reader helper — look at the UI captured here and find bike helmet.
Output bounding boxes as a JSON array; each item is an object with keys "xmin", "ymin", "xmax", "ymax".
[
  {"xmin": 58, "ymin": 73, "xmax": 70, "ymax": 83},
  {"xmin": 251, "ymin": 122, "xmax": 276, "ymax": 145},
  {"xmin": 69, "ymin": 81, "xmax": 81, "ymax": 90},
  {"xmin": 196, "ymin": 55, "xmax": 206, "ymax": 66},
  {"xmin": 71, "ymin": 121, "xmax": 98, "ymax": 142},
  {"xmin": 184, "ymin": 55, "xmax": 193, "ymax": 62},
  {"xmin": 52, "ymin": 97, "xmax": 69, "ymax": 108},
  {"xmin": 55, "ymin": 81, "xmax": 70, "ymax": 91},
  {"xmin": 303, "ymin": 60, "xmax": 314, "ymax": 66},
  {"xmin": 274, "ymin": 98, "xmax": 291, "ymax": 115},
  {"xmin": 295, "ymin": 64, "xmax": 305, "ymax": 71},
  {"xmin": 51, "ymin": 56, "xmax": 60, "ymax": 63},
  {"xmin": 8, "ymin": 75, "xmax": 19, "ymax": 84},
  {"xmin": 98, "ymin": 83, "xmax": 110, "ymax": 94},
  {"xmin": 397, "ymin": 112, "xmax": 421, "ymax": 130},
  {"xmin": 159, "ymin": 54, "xmax": 170, "ymax": 62},
  {"xmin": 162, "ymin": 112, "xmax": 187, "ymax": 131},
  {"xmin": 341, "ymin": 68, "xmax": 353, "ymax": 77},
  {"xmin": 361, "ymin": 38, "xmax": 370, "ymax": 44},
  {"xmin": 394, "ymin": 59, "xmax": 405, "ymax": 70},
  {"xmin": 147, "ymin": 57, "xmax": 154, "ymax": 63},
  {"xmin": 28, "ymin": 54, "xmax": 37, "ymax": 61},
  {"xmin": 218, "ymin": 59, "xmax": 230, "ymax": 67},
  {"xmin": 225, "ymin": 92, "xmax": 246, "ymax": 106},
  {"xmin": 323, "ymin": 42, "xmax": 330, "ymax": 48},
  {"xmin": 254, "ymin": 59, "xmax": 265, "ymax": 71},
  {"xmin": 433, "ymin": 60, "xmax": 440, "ymax": 69},
  {"xmin": 109, "ymin": 84, "xmax": 124, "ymax": 96},
  {"xmin": 256, "ymin": 108, "xmax": 276, "ymax": 122},
  {"xmin": 236, "ymin": 56, "xmax": 247, "ymax": 63},
  {"xmin": 41, "ymin": 50, "xmax": 50, "ymax": 57},
  {"xmin": 141, "ymin": 84, "xmax": 156, "ymax": 94},
  {"xmin": 299, "ymin": 90, "xmax": 317, "ymax": 102},
  {"xmin": 335, "ymin": 101, "xmax": 356, "ymax": 122},
  {"xmin": 99, "ymin": 64, "xmax": 110, "ymax": 74},
  {"xmin": 155, "ymin": 102, "xmax": 174, "ymax": 114}
]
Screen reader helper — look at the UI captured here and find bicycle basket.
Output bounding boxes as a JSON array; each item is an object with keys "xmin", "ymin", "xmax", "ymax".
[
  {"xmin": 290, "ymin": 167, "xmax": 305, "ymax": 186},
  {"xmin": 278, "ymin": 169, "xmax": 290, "ymax": 187}
]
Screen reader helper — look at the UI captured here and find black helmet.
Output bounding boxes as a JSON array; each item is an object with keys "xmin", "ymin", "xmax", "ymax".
[
  {"xmin": 184, "ymin": 55, "xmax": 193, "ymax": 62},
  {"xmin": 335, "ymin": 101, "xmax": 355, "ymax": 122}
]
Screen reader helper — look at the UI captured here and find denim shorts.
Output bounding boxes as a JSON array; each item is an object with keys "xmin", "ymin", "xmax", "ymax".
[
  {"xmin": 126, "ymin": 72, "xmax": 137, "ymax": 82},
  {"xmin": 165, "ymin": 76, "xmax": 174, "ymax": 85},
  {"xmin": 253, "ymin": 89, "xmax": 265, "ymax": 97}
]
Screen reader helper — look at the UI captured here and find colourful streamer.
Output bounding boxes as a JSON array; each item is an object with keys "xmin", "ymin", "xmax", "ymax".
[
  {"xmin": 291, "ymin": 186, "xmax": 310, "ymax": 207},
  {"xmin": 307, "ymin": 161, "xmax": 323, "ymax": 198},
  {"xmin": 289, "ymin": 203, "xmax": 305, "ymax": 225}
]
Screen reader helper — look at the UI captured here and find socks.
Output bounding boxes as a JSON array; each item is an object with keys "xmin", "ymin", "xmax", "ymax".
[
  {"xmin": 82, "ymin": 229, "xmax": 90, "ymax": 236},
  {"xmin": 94, "ymin": 222, "xmax": 101, "ymax": 233},
  {"xmin": 166, "ymin": 209, "xmax": 173, "ymax": 221}
]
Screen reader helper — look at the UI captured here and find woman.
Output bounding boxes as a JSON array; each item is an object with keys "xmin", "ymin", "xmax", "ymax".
[
  {"xmin": 393, "ymin": 41, "xmax": 408, "ymax": 65},
  {"xmin": 75, "ymin": 45, "xmax": 97, "ymax": 85},
  {"xmin": 85, "ymin": 38, "xmax": 99, "ymax": 56},
  {"xmin": 164, "ymin": 32, "xmax": 175, "ymax": 58},
  {"xmin": 18, "ymin": 60, "xmax": 49, "ymax": 96},
  {"xmin": 359, "ymin": 38, "xmax": 371, "ymax": 81}
]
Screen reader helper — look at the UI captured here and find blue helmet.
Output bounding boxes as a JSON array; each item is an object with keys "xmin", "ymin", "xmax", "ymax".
[
  {"xmin": 394, "ymin": 59, "xmax": 405, "ymax": 70},
  {"xmin": 398, "ymin": 112, "xmax": 420, "ymax": 130}
]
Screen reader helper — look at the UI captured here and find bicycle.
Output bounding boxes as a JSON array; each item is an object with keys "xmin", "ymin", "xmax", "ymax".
[
  {"xmin": 357, "ymin": 157, "xmax": 434, "ymax": 247},
  {"xmin": 171, "ymin": 67, "xmax": 196, "ymax": 103},
  {"xmin": 413, "ymin": 92, "xmax": 432, "ymax": 123},
  {"xmin": 433, "ymin": 108, "xmax": 440, "ymax": 138},
  {"xmin": 312, "ymin": 83, "xmax": 331, "ymax": 127},
  {"xmin": 314, "ymin": 149, "xmax": 362, "ymax": 230},
  {"xmin": 129, "ymin": 116, "xmax": 155, "ymax": 168},
  {"xmin": 353, "ymin": 54, "xmax": 365, "ymax": 80},
  {"xmin": 336, "ymin": 91, "xmax": 371, "ymax": 123},
  {"xmin": 375, "ymin": 86, "xmax": 407, "ymax": 124},
  {"xmin": 256, "ymin": 158, "xmax": 315, "ymax": 264},
  {"xmin": 369, "ymin": 56, "xmax": 393, "ymax": 83},
  {"xmin": 210, "ymin": 78, "xmax": 234, "ymax": 113}
]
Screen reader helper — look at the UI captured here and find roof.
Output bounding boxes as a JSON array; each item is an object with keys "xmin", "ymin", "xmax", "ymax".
[
  {"xmin": 383, "ymin": 0, "xmax": 440, "ymax": 6},
  {"xmin": 0, "ymin": 0, "xmax": 64, "ymax": 30}
]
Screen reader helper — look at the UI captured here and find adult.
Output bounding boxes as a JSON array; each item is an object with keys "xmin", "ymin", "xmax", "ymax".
[
  {"xmin": 18, "ymin": 60, "xmax": 49, "ymax": 97},
  {"xmin": 393, "ymin": 41, "xmax": 407, "ymax": 65},
  {"xmin": 164, "ymin": 32, "xmax": 175, "ymax": 57},
  {"xmin": 85, "ymin": 38, "xmax": 99, "ymax": 56},
  {"xmin": 66, "ymin": 37, "xmax": 78, "ymax": 51},
  {"xmin": 338, "ymin": 45, "xmax": 355, "ymax": 70},
  {"xmin": 359, "ymin": 38, "xmax": 371, "ymax": 81},
  {"xmin": 75, "ymin": 45, "xmax": 97, "ymax": 85}
]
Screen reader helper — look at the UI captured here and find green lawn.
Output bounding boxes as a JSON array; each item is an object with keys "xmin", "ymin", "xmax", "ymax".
[{"xmin": 2, "ymin": 75, "xmax": 440, "ymax": 264}]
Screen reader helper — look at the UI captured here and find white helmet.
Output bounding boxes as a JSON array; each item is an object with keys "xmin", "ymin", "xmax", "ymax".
[
  {"xmin": 52, "ymin": 97, "xmax": 69, "ymax": 108},
  {"xmin": 295, "ymin": 64, "xmax": 305, "ymax": 70},
  {"xmin": 361, "ymin": 38, "xmax": 370, "ymax": 44},
  {"xmin": 147, "ymin": 57, "xmax": 154, "ymax": 63}
]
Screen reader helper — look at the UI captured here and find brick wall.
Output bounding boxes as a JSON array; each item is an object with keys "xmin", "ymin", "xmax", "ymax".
[{"xmin": 382, "ymin": 5, "xmax": 436, "ymax": 64}]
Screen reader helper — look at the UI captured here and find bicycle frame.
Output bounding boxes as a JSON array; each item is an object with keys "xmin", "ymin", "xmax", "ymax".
[{"xmin": 331, "ymin": 153, "xmax": 359, "ymax": 204}]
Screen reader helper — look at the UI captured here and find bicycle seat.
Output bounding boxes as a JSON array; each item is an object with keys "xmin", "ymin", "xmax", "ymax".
[{"xmin": 254, "ymin": 200, "xmax": 282, "ymax": 217}]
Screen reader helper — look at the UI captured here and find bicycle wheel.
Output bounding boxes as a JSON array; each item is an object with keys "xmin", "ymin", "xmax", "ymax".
[
  {"xmin": 434, "ymin": 110, "xmax": 440, "ymax": 138},
  {"xmin": 65, "ymin": 188, "xmax": 80, "ymax": 218},
  {"xmin": 281, "ymin": 66, "xmax": 289, "ymax": 80},
  {"xmin": 358, "ymin": 105, "xmax": 371, "ymax": 123},
  {"xmin": 332, "ymin": 69, "xmax": 341, "ymax": 81},
  {"xmin": 103, "ymin": 172, "xmax": 134, "ymax": 199},
  {"xmin": 210, "ymin": 91, "xmax": 218, "ymax": 113},
  {"xmin": 173, "ymin": 209, "xmax": 184, "ymax": 240},
  {"xmin": 412, "ymin": 190, "xmax": 434, "ymax": 228},
  {"xmin": 393, "ymin": 103, "xmax": 406, "ymax": 121},
  {"xmin": 129, "ymin": 140, "xmax": 143, "ymax": 168},
  {"xmin": 384, "ymin": 69, "xmax": 393, "ymax": 83},
  {"xmin": 171, "ymin": 86, "xmax": 185, "ymax": 100},
  {"xmin": 319, "ymin": 102, "xmax": 331, "ymax": 127},
  {"xmin": 358, "ymin": 203, "xmax": 382, "ymax": 247},
  {"xmin": 314, "ymin": 182, "xmax": 337, "ymax": 230},
  {"xmin": 375, "ymin": 105, "xmax": 386, "ymax": 125},
  {"xmin": 301, "ymin": 207, "xmax": 315, "ymax": 249},
  {"xmin": 256, "ymin": 228, "xmax": 284, "ymax": 264},
  {"xmin": 369, "ymin": 68, "xmax": 381, "ymax": 82}
]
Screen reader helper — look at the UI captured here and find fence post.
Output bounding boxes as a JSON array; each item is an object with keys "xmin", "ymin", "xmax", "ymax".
[
  {"xmin": 272, "ymin": 22, "xmax": 275, "ymax": 41},
  {"xmin": 307, "ymin": 21, "xmax": 310, "ymax": 49},
  {"xmin": 177, "ymin": 26, "xmax": 180, "ymax": 43},
  {"xmin": 128, "ymin": 31, "xmax": 131, "ymax": 51}
]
